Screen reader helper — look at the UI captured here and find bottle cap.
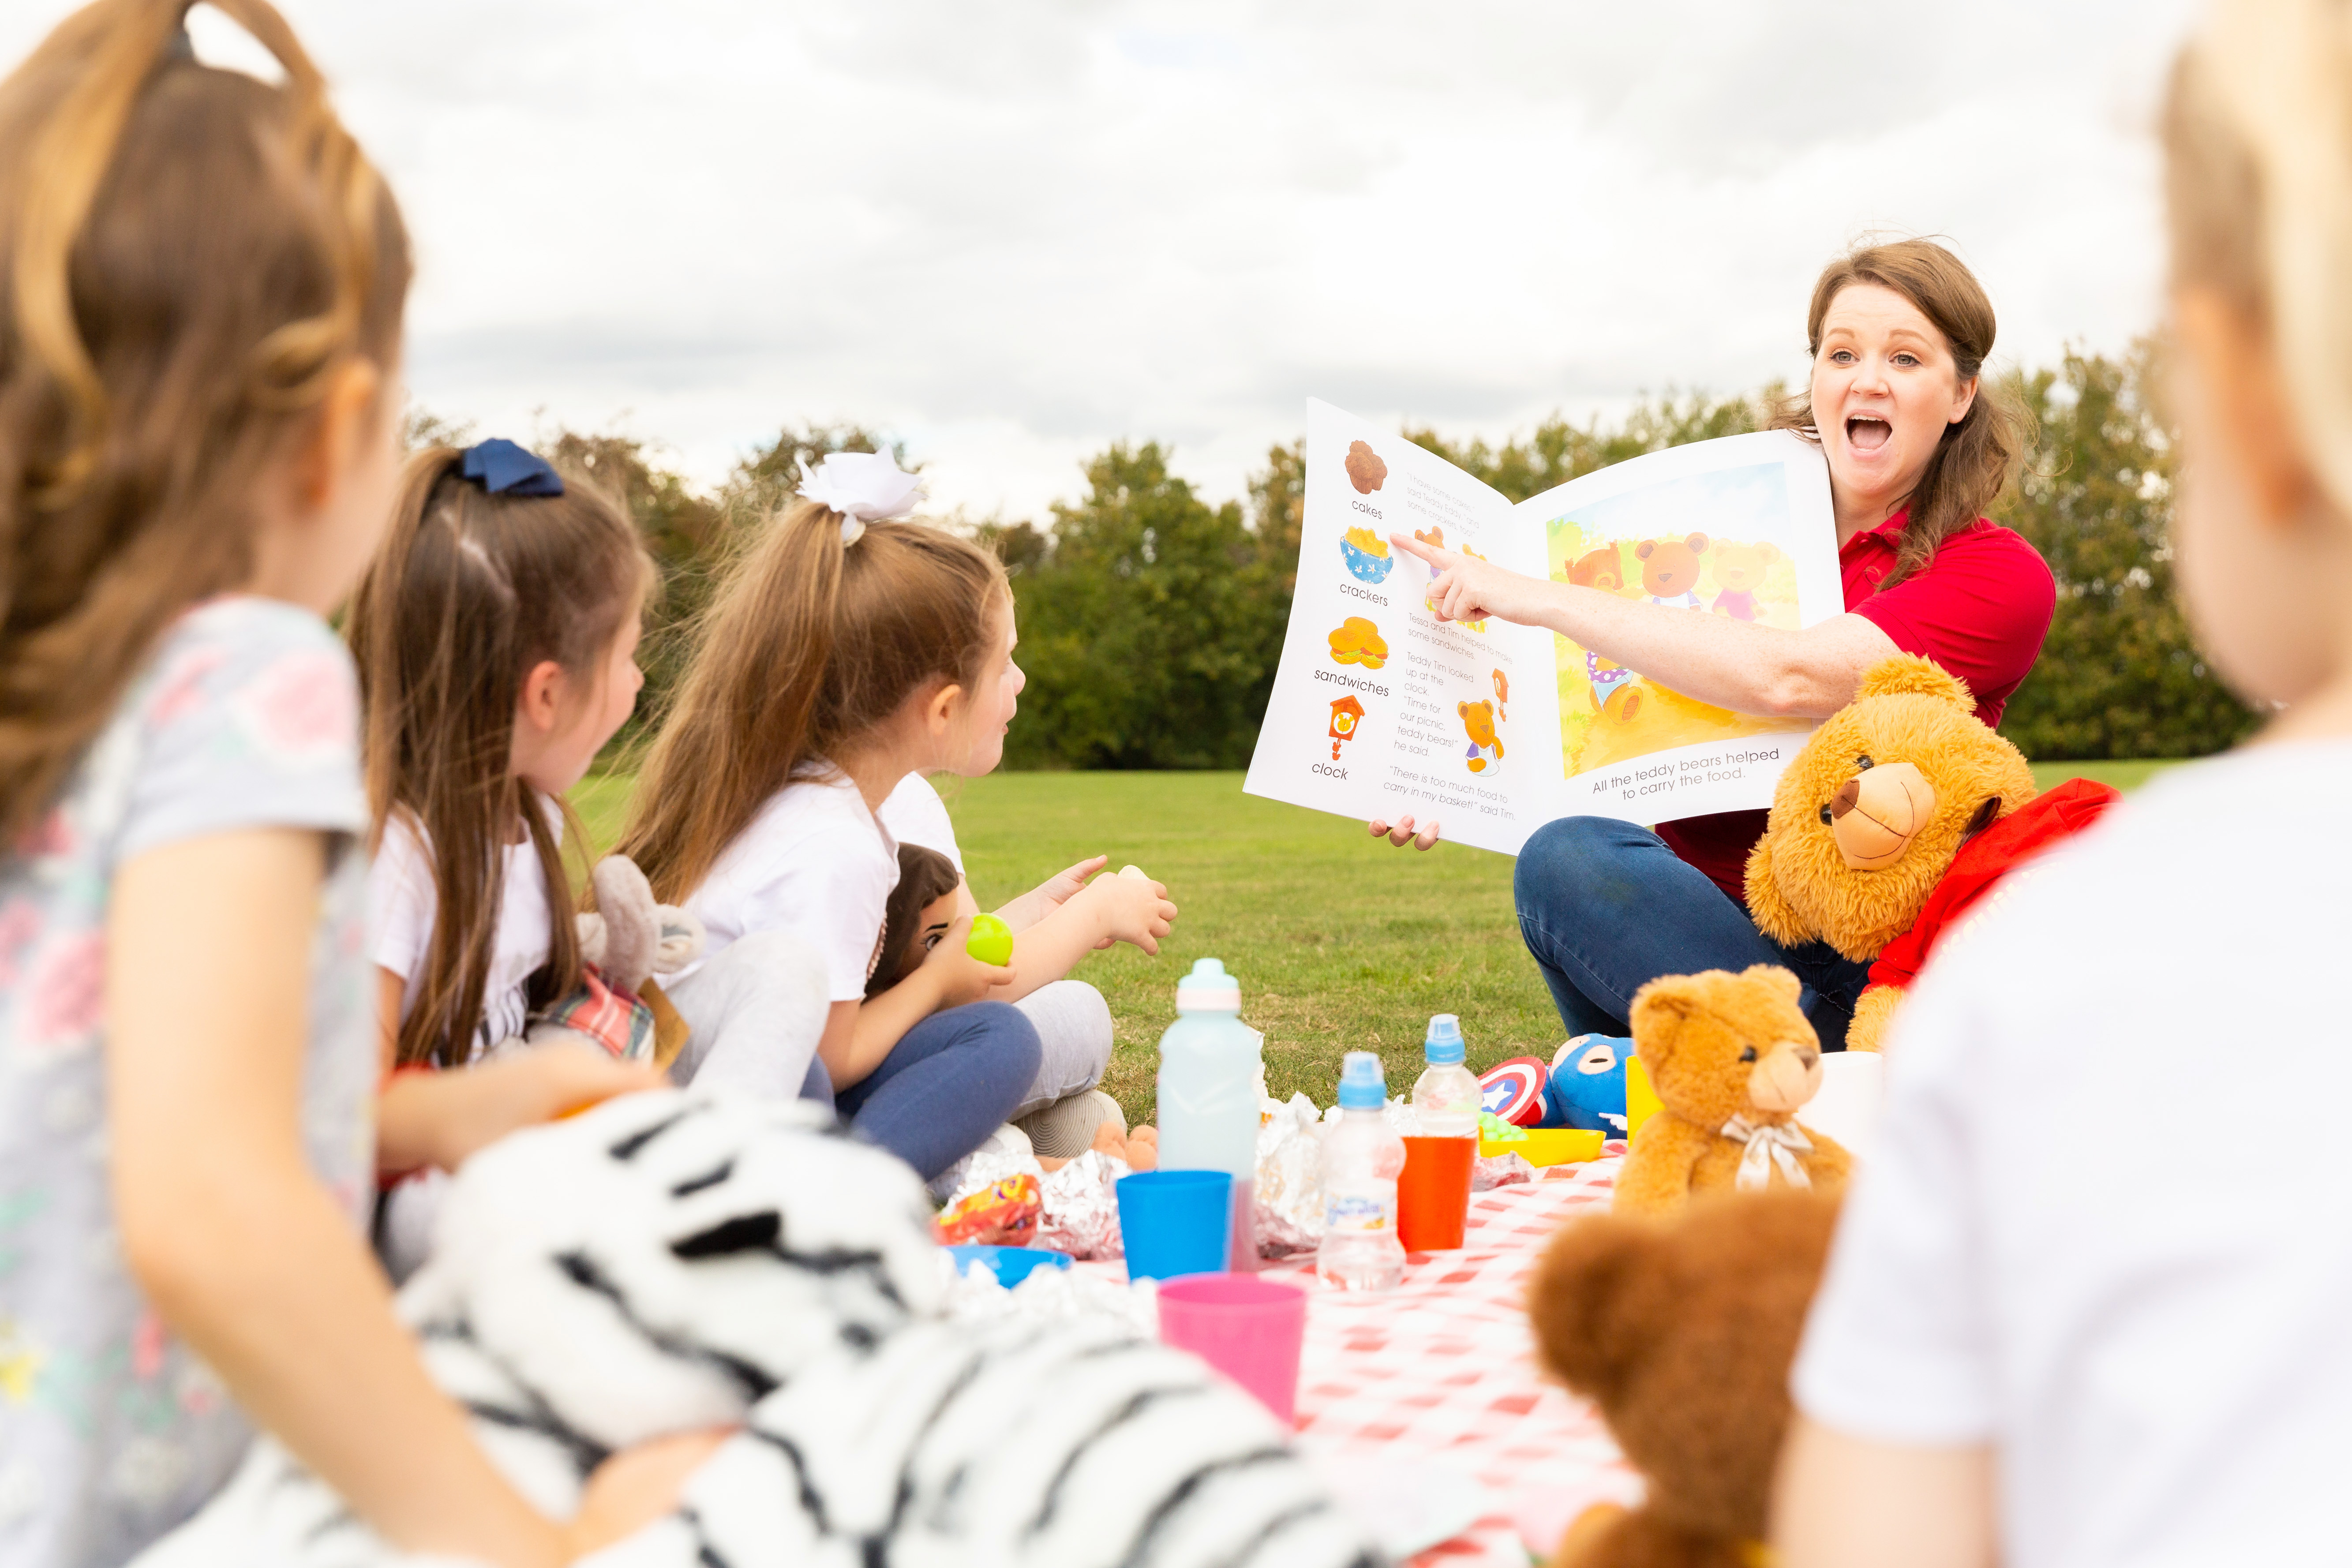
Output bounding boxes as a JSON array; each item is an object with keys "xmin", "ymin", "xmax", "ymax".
[
  {"xmin": 1423, "ymin": 1013, "xmax": 1465, "ymax": 1064},
  {"xmin": 1337, "ymin": 1050, "xmax": 1387, "ymax": 1109},
  {"xmin": 1175, "ymin": 957, "xmax": 1241, "ymax": 1013}
]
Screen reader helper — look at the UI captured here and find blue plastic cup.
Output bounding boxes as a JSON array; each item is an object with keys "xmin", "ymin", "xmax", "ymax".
[{"xmin": 1116, "ymin": 1169, "xmax": 1234, "ymax": 1281}]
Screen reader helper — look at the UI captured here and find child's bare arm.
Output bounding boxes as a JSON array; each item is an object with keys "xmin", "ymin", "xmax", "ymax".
[
  {"xmin": 824, "ymin": 915, "xmax": 1014, "ymax": 1090},
  {"xmin": 377, "ymin": 1047, "xmax": 663, "ymax": 1177},
  {"xmin": 990, "ymin": 856, "xmax": 1109, "ymax": 933},
  {"xmin": 999, "ymin": 868, "xmax": 1176, "ymax": 999},
  {"xmin": 1771, "ymin": 1416, "xmax": 1995, "ymax": 1568},
  {"xmin": 110, "ymin": 829, "xmax": 707, "ymax": 1566}
]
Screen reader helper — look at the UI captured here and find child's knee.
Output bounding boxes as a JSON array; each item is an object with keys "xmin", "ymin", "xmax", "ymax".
[{"xmin": 964, "ymin": 999, "xmax": 1044, "ymax": 1081}]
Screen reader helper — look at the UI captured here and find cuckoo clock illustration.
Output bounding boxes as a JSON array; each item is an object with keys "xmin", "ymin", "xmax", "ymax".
[{"xmin": 1328, "ymin": 695, "xmax": 1366, "ymax": 759}]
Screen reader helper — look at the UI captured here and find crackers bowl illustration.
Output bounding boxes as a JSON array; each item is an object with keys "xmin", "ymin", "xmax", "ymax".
[{"xmin": 1340, "ymin": 525, "xmax": 1394, "ymax": 584}]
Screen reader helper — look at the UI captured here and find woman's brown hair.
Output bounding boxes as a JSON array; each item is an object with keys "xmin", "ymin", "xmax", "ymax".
[
  {"xmin": 348, "ymin": 448, "xmax": 651, "ymax": 1067},
  {"xmin": 0, "ymin": 0, "xmax": 409, "ymax": 846},
  {"xmin": 1773, "ymin": 238, "xmax": 2029, "ymax": 589},
  {"xmin": 620, "ymin": 501, "xmax": 1008, "ymax": 906}
]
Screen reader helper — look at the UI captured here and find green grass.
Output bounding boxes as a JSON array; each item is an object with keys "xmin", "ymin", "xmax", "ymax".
[{"xmin": 570, "ymin": 761, "xmax": 2185, "ymax": 1122}]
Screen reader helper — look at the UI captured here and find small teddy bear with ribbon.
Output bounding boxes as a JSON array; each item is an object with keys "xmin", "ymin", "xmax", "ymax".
[
  {"xmin": 524, "ymin": 854, "xmax": 703, "ymax": 1071},
  {"xmin": 1610, "ymin": 965, "xmax": 1850, "ymax": 1217}
]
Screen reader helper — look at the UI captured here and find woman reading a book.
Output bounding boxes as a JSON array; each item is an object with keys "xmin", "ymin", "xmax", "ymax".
[{"xmin": 1371, "ymin": 238, "xmax": 2054, "ymax": 1050}]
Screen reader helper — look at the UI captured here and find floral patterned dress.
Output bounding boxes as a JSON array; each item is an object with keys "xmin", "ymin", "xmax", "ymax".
[{"xmin": 0, "ymin": 597, "xmax": 375, "ymax": 1568}]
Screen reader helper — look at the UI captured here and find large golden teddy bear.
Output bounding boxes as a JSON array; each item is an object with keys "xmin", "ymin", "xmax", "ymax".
[{"xmin": 1744, "ymin": 655, "xmax": 2120, "ymax": 1052}]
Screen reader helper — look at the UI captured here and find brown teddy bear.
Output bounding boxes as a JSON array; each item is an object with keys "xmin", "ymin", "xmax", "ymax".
[
  {"xmin": 1614, "ymin": 965, "xmax": 1849, "ymax": 1217},
  {"xmin": 1531, "ymin": 1190, "xmax": 1841, "ymax": 1568},
  {"xmin": 1634, "ymin": 533, "xmax": 1709, "ymax": 608},
  {"xmin": 1568, "ymin": 544, "xmax": 1627, "ymax": 591},
  {"xmin": 1707, "ymin": 539, "xmax": 1779, "ymax": 621},
  {"xmin": 1744, "ymin": 655, "xmax": 2121, "ymax": 1052}
]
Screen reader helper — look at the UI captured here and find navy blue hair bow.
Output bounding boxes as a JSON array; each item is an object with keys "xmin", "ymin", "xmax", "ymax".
[{"xmin": 459, "ymin": 438, "xmax": 565, "ymax": 498}]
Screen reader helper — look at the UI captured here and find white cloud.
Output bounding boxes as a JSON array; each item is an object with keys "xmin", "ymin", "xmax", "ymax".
[{"xmin": 4, "ymin": 0, "xmax": 2199, "ymax": 518}]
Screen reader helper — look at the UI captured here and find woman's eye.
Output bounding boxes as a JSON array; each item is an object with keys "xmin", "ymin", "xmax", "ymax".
[
  {"xmin": 1739, "ymin": 1045, "xmax": 1758, "ymax": 1063},
  {"xmin": 1829, "ymin": 350, "xmax": 1853, "ymax": 364},
  {"xmin": 1895, "ymin": 353, "xmax": 1919, "ymax": 367}
]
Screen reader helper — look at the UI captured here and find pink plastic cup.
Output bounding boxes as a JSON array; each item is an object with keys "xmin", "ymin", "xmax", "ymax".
[{"xmin": 1155, "ymin": 1273, "xmax": 1309, "ymax": 1424}]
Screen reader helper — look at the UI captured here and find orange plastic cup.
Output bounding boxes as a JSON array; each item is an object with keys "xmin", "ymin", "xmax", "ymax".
[{"xmin": 1397, "ymin": 1134, "xmax": 1476, "ymax": 1251}]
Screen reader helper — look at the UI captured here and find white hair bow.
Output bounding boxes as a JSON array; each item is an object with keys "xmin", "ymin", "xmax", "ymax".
[
  {"xmin": 796, "ymin": 448, "xmax": 925, "ymax": 546},
  {"xmin": 1720, "ymin": 1115, "xmax": 1815, "ymax": 1191}
]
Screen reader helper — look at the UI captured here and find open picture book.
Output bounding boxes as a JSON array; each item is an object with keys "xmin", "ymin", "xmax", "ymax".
[{"xmin": 1243, "ymin": 399, "xmax": 1843, "ymax": 855}]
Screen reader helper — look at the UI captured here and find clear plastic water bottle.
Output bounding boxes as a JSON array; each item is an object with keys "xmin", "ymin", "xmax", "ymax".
[
  {"xmin": 1318, "ymin": 1052, "xmax": 1406, "ymax": 1291},
  {"xmin": 1411, "ymin": 1014, "xmax": 1482, "ymax": 1139},
  {"xmin": 1154, "ymin": 958, "xmax": 1264, "ymax": 1271}
]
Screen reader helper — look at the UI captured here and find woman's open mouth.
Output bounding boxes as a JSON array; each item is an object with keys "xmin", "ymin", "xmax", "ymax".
[{"xmin": 1845, "ymin": 415, "xmax": 1891, "ymax": 453}]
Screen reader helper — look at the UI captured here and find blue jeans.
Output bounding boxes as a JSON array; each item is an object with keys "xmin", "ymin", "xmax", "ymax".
[
  {"xmin": 801, "ymin": 1000, "xmax": 1042, "ymax": 1180},
  {"xmin": 1513, "ymin": 816, "xmax": 1869, "ymax": 1051}
]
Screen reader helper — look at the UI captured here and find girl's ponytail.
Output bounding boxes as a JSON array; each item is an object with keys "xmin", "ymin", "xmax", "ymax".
[
  {"xmin": 622, "ymin": 498, "xmax": 1006, "ymax": 906},
  {"xmin": 0, "ymin": 0, "xmax": 409, "ymax": 844}
]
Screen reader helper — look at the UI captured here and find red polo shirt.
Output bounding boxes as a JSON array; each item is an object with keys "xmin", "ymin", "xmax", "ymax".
[{"xmin": 1656, "ymin": 510, "xmax": 2056, "ymax": 905}]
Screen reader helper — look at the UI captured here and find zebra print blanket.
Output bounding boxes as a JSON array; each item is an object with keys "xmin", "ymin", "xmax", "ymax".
[{"xmin": 135, "ymin": 1091, "xmax": 1380, "ymax": 1568}]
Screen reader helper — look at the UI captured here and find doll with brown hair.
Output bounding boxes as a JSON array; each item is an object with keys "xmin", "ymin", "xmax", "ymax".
[
  {"xmin": 868, "ymin": 842, "xmax": 1158, "ymax": 1173},
  {"xmin": 0, "ymin": 5, "xmax": 706, "ymax": 1564}
]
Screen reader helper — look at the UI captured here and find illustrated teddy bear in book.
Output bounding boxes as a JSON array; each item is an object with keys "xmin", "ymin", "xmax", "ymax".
[
  {"xmin": 1635, "ymin": 534, "xmax": 1708, "ymax": 609},
  {"xmin": 1530, "ymin": 1189, "xmax": 1841, "ymax": 1568},
  {"xmin": 1612, "ymin": 965, "xmax": 1849, "ymax": 1217},
  {"xmin": 138, "ymin": 1092, "xmax": 1378, "ymax": 1568},
  {"xmin": 1707, "ymin": 539, "xmax": 1779, "ymax": 621},
  {"xmin": 1459, "ymin": 699, "xmax": 1505, "ymax": 773},
  {"xmin": 1743, "ymin": 655, "xmax": 2121, "ymax": 1052}
]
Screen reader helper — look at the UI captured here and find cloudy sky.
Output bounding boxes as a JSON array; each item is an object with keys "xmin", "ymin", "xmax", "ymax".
[{"xmin": 11, "ymin": 1, "xmax": 2202, "ymax": 520}]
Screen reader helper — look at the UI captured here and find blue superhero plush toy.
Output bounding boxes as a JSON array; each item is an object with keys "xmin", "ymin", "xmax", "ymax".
[{"xmin": 1540, "ymin": 1035, "xmax": 1633, "ymax": 1134}]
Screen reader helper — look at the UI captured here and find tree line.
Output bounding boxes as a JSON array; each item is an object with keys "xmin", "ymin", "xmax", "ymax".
[{"xmin": 428, "ymin": 338, "xmax": 2255, "ymax": 771}]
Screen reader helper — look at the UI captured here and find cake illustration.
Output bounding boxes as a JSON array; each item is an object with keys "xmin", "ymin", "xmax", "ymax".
[{"xmin": 1345, "ymin": 440, "xmax": 1388, "ymax": 494}]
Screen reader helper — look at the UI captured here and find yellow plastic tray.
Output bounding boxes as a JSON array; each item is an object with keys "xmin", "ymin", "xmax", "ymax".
[{"xmin": 1479, "ymin": 1127, "xmax": 1605, "ymax": 1167}]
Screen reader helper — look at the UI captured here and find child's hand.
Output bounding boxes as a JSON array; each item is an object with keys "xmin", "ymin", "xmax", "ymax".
[
  {"xmin": 1031, "ymin": 855, "xmax": 1108, "ymax": 911},
  {"xmin": 378, "ymin": 1045, "xmax": 663, "ymax": 1176},
  {"xmin": 1079, "ymin": 868, "xmax": 1178, "ymax": 955},
  {"xmin": 561, "ymin": 1427, "xmax": 734, "ymax": 1560},
  {"xmin": 993, "ymin": 855, "xmax": 1110, "ymax": 934},
  {"xmin": 920, "ymin": 913, "xmax": 1019, "ymax": 1007}
]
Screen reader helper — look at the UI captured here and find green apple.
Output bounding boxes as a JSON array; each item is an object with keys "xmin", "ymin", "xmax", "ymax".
[{"xmin": 965, "ymin": 913, "xmax": 1015, "ymax": 967}]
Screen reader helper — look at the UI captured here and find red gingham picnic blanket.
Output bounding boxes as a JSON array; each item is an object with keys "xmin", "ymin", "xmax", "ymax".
[
  {"xmin": 1278, "ymin": 1153, "xmax": 1638, "ymax": 1565},
  {"xmin": 1107, "ymin": 1152, "xmax": 1639, "ymax": 1565}
]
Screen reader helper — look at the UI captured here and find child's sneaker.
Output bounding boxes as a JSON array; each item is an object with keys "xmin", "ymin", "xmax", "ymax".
[{"xmin": 1016, "ymin": 1088, "xmax": 1126, "ymax": 1160}]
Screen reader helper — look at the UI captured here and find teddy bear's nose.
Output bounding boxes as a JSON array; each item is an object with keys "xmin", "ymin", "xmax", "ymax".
[{"xmin": 1829, "ymin": 779, "xmax": 1861, "ymax": 819}]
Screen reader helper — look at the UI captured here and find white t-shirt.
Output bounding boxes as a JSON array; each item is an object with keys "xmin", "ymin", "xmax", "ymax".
[
  {"xmin": 1791, "ymin": 741, "xmax": 2352, "ymax": 1568},
  {"xmin": 367, "ymin": 804, "xmax": 558, "ymax": 1060},
  {"xmin": 685, "ymin": 770, "xmax": 899, "ymax": 1003},
  {"xmin": 878, "ymin": 772, "xmax": 965, "ymax": 875}
]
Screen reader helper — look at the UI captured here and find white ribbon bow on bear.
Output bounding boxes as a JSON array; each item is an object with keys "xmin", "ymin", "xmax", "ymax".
[
  {"xmin": 1720, "ymin": 1115, "xmax": 1815, "ymax": 1191},
  {"xmin": 796, "ymin": 448, "xmax": 925, "ymax": 545}
]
